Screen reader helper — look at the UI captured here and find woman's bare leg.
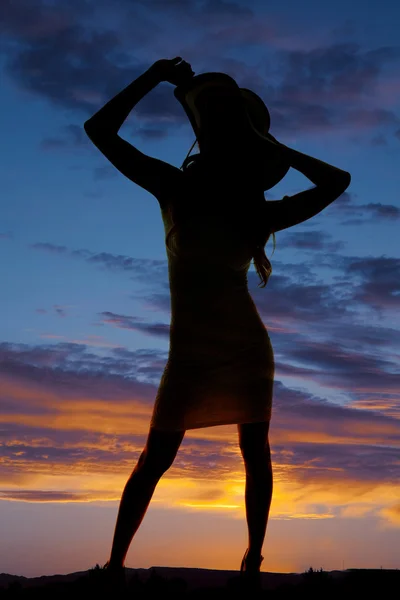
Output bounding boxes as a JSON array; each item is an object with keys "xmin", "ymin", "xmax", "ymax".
[
  {"xmin": 107, "ymin": 426, "xmax": 185, "ymax": 568},
  {"xmin": 237, "ymin": 421, "xmax": 272, "ymax": 567}
]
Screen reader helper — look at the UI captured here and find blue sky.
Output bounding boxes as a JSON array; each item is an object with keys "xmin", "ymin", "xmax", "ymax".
[{"xmin": 0, "ymin": 0, "xmax": 399, "ymax": 577}]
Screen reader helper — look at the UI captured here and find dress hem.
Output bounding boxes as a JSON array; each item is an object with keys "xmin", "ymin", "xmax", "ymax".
[{"xmin": 150, "ymin": 412, "xmax": 272, "ymax": 432}]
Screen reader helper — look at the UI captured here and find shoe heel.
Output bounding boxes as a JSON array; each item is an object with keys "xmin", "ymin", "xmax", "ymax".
[{"xmin": 240, "ymin": 548, "xmax": 249, "ymax": 573}]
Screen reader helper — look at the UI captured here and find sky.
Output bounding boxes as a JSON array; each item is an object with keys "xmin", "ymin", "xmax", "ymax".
[{"xmin": 1, "ymin": 0, "xmax": 399, "ymax": 578}]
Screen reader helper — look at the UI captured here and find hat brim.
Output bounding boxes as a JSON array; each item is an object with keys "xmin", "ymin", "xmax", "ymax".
[{"xmin": 174, "ymin": 73, "xmax": 290, "ymax": 191}]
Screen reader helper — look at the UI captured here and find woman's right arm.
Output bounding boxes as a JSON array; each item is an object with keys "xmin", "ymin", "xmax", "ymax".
[
  {"xmin": 84, "ymin": 57, "xmax": 193, "ymax": 136},
  {"xmin": 283, "ymin": 145, "xmax": 351, "ymax": 188},
  {"xmin": 265, "ymin": 144, "xmax": 351, "ymax": 233},
  {"xmin": 84, "ymin": 65, "xmax": 162, "ymax": 136},
  {"xmin": 82, "ymin": 58, "xmax": 193, "ymax": 204},
  {"xmin": 82, "ymin": 63, "xmax": 184, "ymax": 204}
]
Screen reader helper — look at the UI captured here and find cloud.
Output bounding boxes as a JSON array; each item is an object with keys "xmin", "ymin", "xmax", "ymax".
[
  {"xmin": 93, "ymin": 165, "xmax": 118, "ymax": 180},
  {"xmin": 350, "ymin": 399, "xmax": 399, "ymax": 420},
  {"xmin": 371, "ymin": 134, "xmax": 387, "ymax": 146},
  {"xmin": 200, "ymin": 0, "xmax": 252, "ymax": 18},
  {"xmin": 136, "ymin": 127, "xmax": 170, "ymax": 140},
  {"xmin": 0, "ymin": 0, "xmax": 77, "ymax": 39},
  {"xmin": 3, "ymin": 21, "xmax": 139, "ymax": 115},
  {"xmin": 313, "ymin": 191, "xmax": 400, "ymax": 224},
  {"xmin": 0, "ymin": 340, "xmax": 165, "ymax": 387},
  {"xmin": 359, "ymin": 202, "xmax": 399, "ymax": 219},
  {"xmin": 274, "ymin": 230, "xmax": 346, "ymax": 253},
  {"xmin": 53, "ymin": 305, "xmax": 68, "ymax": 318},
  {"xmin": 38, "ymin": 334, "xmax": 122, "ymax": 350},
  {"xmin": 2, "ymin": 0, "xmax": 399, "ymax": 142},
  {"xmin": 31, "ymin": 243, "xmax": 68, "ymax": 254},
  {"xmin": 252, "ymin": 253, "xmax": 400, "ymax": 326},
  {"xmin": 2, "ymin": 3, "xmax": 182, "ymax": 128},
  {"xmin": 266, "ymin": 44, "xmax": 400, "ymax": 134},
  {"xmin": 272, "ymin": 43, "xmax": 400, "ymax": 104},
  {"xmin": 31, "ymin": 242, "xmax": 168, "ymax": 283},
  {"xmin": 40, "ymin": 124, "xmax": 93, "ymax": 152},
  {"xmin": 30, "ymin": 241, "xmax": 400, "ymax": 378},
  {"xmin": 272, "ymin": 440, "xmax": 400, "ymax": 485},
  {"xmin": 31, "ymin": 234, "xmax": 400, "ymax": 316},
  {"xmin": 1, "ymin": 3, "xmax": 399, "ymax": 530},
  {"xmin": 134, "ymin": 0, "xmax": 253, "ymax": 21},
  {"xmin": 29, "ymin": 238, "xmax": 400, "ymax": 410},
  {"xmin": 0, "ymin": 490, "xmax": 105, "ymax": 503},
  {"xmin": 0, "ymin": 339, "xmax": 398, "ymax": 528},
  {"xmin": 100, "ymin": 311, "xmax": 170, "ymax": 338},
  {"xmin": 344, "ymin": 256, "xmax": 400, "ymax": 310},
  {"xmin": 1, "ymin": 340, "xmax": 399, "ymax": 461},
  {"xmin": 379, "ymin": 504, "xmax": 400, "ymax": 527}
]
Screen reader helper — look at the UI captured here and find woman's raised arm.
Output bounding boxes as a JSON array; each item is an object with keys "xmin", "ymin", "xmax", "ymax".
[
  {"xmin": 84, "ymin": 65, "xmax": 162, "ymax": 136},
  {"xmin": 265, "ymin": 143, "xmax": 351, "ymax": 233},
  {"xmin": 283, "ymin": 145, "xmax": 351, "ymax": 188}
]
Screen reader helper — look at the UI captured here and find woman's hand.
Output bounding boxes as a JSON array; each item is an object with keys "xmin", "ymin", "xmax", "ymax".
[{"xmin": 151, "ymin": 56, "xmax": 195, "ymax": 86}]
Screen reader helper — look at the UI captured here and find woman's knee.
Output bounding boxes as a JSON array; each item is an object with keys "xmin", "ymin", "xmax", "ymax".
[
  {"xmin": 241, "ymin": 440, "xmax": 271, "ymax": 471},
  {"xmin": 238, "ymin": 421, "xmax": 271, "ymax": 472},
  {"xmin": 137, "ymin": 428, "xmax": 185, "ymax": 478},
  {"xmin": 137, "ymin": 448, "xmax": 173, "ymax": 478}
]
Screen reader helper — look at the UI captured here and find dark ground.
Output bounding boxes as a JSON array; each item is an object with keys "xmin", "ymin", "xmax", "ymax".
[{"xmin": 1, "ymin": 566, "xmax": 398, "ymax": 598}]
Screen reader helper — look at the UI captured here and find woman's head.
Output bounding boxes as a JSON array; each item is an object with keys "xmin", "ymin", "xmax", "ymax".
[
  {"xmin": 195, "ymin": 86, "xmax": 250, "ymax": 149},
  {"xmin": 175, "ymin": 72, "xmax": 290, "ymax": 190},
  {"xmin": 195, "ymin": 92, "xmax": 271, "ymax": 179}
]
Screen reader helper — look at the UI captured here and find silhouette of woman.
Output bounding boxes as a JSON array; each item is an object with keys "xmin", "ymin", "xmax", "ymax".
[{"xmin": 84, "ymin": 57, "xmax": 351, "ymax": 592}]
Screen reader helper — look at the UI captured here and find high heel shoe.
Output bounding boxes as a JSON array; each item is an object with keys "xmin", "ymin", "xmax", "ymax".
[
  {"xmin": 240, "ymin": 548, "xmax": 264, "ymax": 572},
  {"xmin": 240, "ymin": 548, "xmax": 264, "ymax": 592}
]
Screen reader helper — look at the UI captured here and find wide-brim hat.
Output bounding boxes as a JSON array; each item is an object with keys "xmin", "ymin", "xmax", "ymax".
[{"xmin": 174, "ymin": 72, "xmax": 290, "ymax": 191}]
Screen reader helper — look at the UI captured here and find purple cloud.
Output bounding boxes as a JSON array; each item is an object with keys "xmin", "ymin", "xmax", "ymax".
[
  {"xmin": 53, "ymin": 305, "xmax": 67, "ymax": 318},
  {"xmin": 40, "ymin": 123, "xmax": 93, "ymax": 151},
  {"xmin": 93, "ymin": 165, "xmax": 118, "ymax": 180},
  {"xmin": 2, "ymin": 0, "xmax": 399, "ymax": 141},
  {"xmin": 31, "ymin": 242, "xmax": 168, "ymax": 282},
  {"xmin": 0, "ymin": 491, "xmax": 99, "ymax": 502},
  {"xmin": 31, "ymin": 243, "xmax": 68, "ymax": 254},
  {"xmin": 0, "ymin": 339, "xmax": 399, "ymax": 502},
  {"xmin": 100, "ymin": 311, "xmax": 170, "ymax": 338}
]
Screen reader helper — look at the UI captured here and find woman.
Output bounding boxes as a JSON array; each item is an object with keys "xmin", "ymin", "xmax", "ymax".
[{"xmin": 84, "ymin": 57, "xmax": 351, "ymax": 592}]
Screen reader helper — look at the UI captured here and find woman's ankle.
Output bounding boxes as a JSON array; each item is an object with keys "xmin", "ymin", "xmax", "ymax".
[{"xmin": 245, "ymin": 549, "xmax": 263, "ymax": 569}]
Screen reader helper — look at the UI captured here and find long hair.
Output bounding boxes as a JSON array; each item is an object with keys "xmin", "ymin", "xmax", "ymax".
[{"xmin": 165, "ymin": 139, "xmax": 276, "ymax": 288}]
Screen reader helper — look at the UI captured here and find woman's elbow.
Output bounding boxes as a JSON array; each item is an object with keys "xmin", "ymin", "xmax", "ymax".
[
  {"xmin": 331, "ymin": 171, "xmax": 351, "ymax": 194},
  {"xmin": 340, "ymin": 171, "xmax": 351, "ymax": 189},
  {"xmin": 83, "ymin": 120, "xmax": 95, "ymax": 139}
]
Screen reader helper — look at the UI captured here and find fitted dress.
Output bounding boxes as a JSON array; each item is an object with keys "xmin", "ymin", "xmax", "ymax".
[{"xmin": 150, "ymin": 162, "xmax": 275, "ymax": 431}]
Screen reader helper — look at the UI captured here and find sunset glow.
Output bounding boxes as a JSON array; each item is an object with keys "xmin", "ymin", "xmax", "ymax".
[{"xmin": 1, "ymin": 0, "xmax": 399, "ymax": 579}]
